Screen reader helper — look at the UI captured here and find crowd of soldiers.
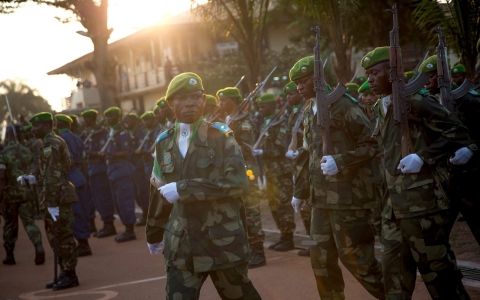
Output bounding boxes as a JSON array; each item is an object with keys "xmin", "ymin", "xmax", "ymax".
[{"xmin": 1, "ymin": 31, "xmax": 480, "ymax": 299}]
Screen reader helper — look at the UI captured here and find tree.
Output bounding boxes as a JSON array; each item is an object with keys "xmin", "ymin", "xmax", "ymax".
[
  {"xmin": 0, "ymin": 79, "xmax": 53, "ymax": 124},
  {"xmin": 0, "ymin": 0, "xmax": 116, "ymax": 111},
  {"xmin": 413, "ymin": 0, "xmax": 480, "ymax": 77}
]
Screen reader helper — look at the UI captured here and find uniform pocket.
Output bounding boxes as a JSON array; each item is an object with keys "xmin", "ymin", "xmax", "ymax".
[
  {"xmin": 163, "ymin": 220, "xmax": 184, "ymax": 261},
  {"xmin": 401, "ymin": 174, "xmax": 437, "ymax": 213},
  {"xmin": 208, "ymin": 221, "xmax": 244, "ymax": 265}
]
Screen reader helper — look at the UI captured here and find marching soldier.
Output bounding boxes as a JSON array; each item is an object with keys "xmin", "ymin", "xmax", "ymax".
[
  {"xmin": 363, "ymin": 47, "xmax": 470, "ymax": 299},
  {"xmin": 345, "ymin": 82, "xmax": 360, "ymax": 99},
  {"xmin": 202, "ymin": 94, "xmax": 219, "ymax": 120},
  {"xmin": 137, "ymin": 111, "xmax": 162, "ymax": 176},
  {"xmin": 0, "ymin": 125, "xmax": 45, "ymax": 265},
  {"xmin": 450, "ymin": 63, "xmax": 467, "ymax": 86},
  {"xmin": 253, "ymin": 93, "xmax": 296, "ymax": 252},
  {"xmin": 357, "ymin": 81, "xmax": 377, "ymax": 118},
  {"xmin": 290, "ymin": 56, "xmax": 384, "ymax": 299},
  {"xmin": 146, "ymin": 72, "xmax": 261, "ymax": 299},
  {"xmin": 29, "ymin": 112, "xmax": 79, "ymax": 290},
  {"xmin": 216, "ymin": 87, "xmax": 266, "ymax": 268},
  {"xmin": 157, "ymin": 97, "xmax": 176, "ymax": 128}
]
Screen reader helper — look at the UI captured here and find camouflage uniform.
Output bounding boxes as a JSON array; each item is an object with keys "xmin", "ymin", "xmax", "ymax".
[
  {"xmin": 294, "ymin": 97, "xmax": 384, "ymax": 299},
  {"xmin": 147, "ymin": 120, "xmax": 261, "ymax": 300},
  {"xmin": 258, "ymin": 115, "xmax": 296, "ymax": 241},
  {"xmin": 372, "ymin": 93, "xmax": 471, "ymax": 300},
  {"xmin": 37, "ymin": 131, "xmax": 77, "ymax": 271},
  {"xmin": 0, "ymin": 142, "xmax": 43, "ymax": 254}
]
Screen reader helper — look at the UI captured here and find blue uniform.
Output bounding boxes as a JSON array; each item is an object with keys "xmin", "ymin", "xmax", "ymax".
[
  {"xmin": 82, "ymin": 126, "xmax": 115, "ymax": 223},
  {"xmin": 105, "ymin": 126, "xmax": 136, "ymax": 225},
  {"xmin": 59, "ymin": 128, "xmax": 91, "ymax": 240},
  {"xmin": 142, "ymin": 124, "xmax": 163, "ymax": 175},
  {"xmin": 128, "ymin": 127, "xmax": 150, "ymax": 213}
]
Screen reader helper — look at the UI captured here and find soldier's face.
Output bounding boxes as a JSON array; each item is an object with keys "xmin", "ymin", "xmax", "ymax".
[
  {"xmin": 425, "ymin": 72, "xmax": 439, "ymax": 94},
  {"xmin": 143, "ymin": 118, "xmax": 155, "ymax": 128},
  {"xmin": 294, "ymin": 74, "xmax": 315, "ymax": 99},
  {"xmin": 170, "ymin": 91, "xmax": 206, "ymax": 123},
  {"xmin": 83, "ymin": 115, "xmax": 96, "ymax": 127},
  {"xmin": 362, "ymin": 93, "xmax": 377, "ymax": 109},
  {"xmin": 155, "ymin": 110, "xmax": 166, "ymax": 123},
  {"xmin": 219, "ymin": 98, "xmax": 236, "ymax": 115},
  {"xmin": 124, "ymin": 118, "xmax": 137, "ymax": 130},
  {"xmin": 451, "ymin": 73, "xmax": 466, "ymax": 86},
  {"xmin": 286, "ymin": 90, "xmax": 303, "ymax": 106},
  {"xmin": 258, "ymin": 102, "xmax": 276, "ymax": 117},
  {"xmin": 32, "ymin": 121, "xmax": 51, "ymax": 139},
  {"xmin": 365, "ymin": 62, "xmax": 391, "ymax": 95},
  {"xmin": 106, "ymin": 114, "xmax": 120, "ymax": 126}
]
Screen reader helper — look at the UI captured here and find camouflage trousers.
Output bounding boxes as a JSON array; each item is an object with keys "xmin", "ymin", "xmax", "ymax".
[
  {"xmin": 300, "ymin": 201, "xmax": 312, "ymax": 235},
  {"xmin": 310, "ymin": 208, "xmax": 384, "ymax": 300},
  {"xmin": 265, "ymin": 175, "xmax": 295, "ymax": 237},
  {"xmin": 370, "ymin": 185, "xmax": 384, "ymax": 239},
  {"xmin": 2, "ymin": 199, "xmax": 42, "ymax": 251},
  {"xmin": 244, "ymin": 189, "xmax": 265, "ymax": 245},
  {"xmin": 165, "ymin": 263, "xmax": 262, "ymax": 300},
  {"xmin": 43, "ymin": 204, "xmax": 78, "ymax": 271},
  {"xmin": 381, "ymin": 210, "xmax": 470, "ymax": 300}
]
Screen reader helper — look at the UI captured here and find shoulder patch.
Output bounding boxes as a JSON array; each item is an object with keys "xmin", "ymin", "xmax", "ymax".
[
  {"xmin": 279, "ymin": 128, "xmax": 287, "ymax": 134},
  {"xmin": 344, "ymin": 93, "xmax": 358, "ymax": 103},
  {"xmin": 468, "ymin": 89, "xmax": 480, "ymax": 96},
  {"xmin": 241, "ymin": 123, "xmax": 251, "ymax": 131},
  {"xmin": 43, "ymin": 147, "xmax": 52, "ymax": 157},
  {"xmin": 156, "ymin": 129, "xmax": 170, "ymax": 144},
  {"xmin": 212, "ymin": 122, "xmax": 233, "ymax": 136},
  {"xmin": 417, "ymin": 88, "xmax": 429, "ymax": 96}
]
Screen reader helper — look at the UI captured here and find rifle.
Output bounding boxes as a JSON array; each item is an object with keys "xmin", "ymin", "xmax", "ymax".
[
  {"xmin": 135, "ymin": 129, "xmax": 152, "ymax": 153},
  {"xmin": 207, "ymin": 75, "xmax": 247, "ymax": 123},
  {"xmin": 235, "ymin": 75, "xmax": 245, "ymax": 88},
  {"xmin": 350, "ymin": 68, "xmax": 359, "ymax": 83},
  {"xmin": 99, "ymin": 109, "xmax": 135, "ymax": 153},
  {"xmin": 387, "ymin": 3, "xmax": 414, "ymax": 157},
  {"xmin": 4, "ymin": 95, "xmax": 19, "ymax": 145},
  {"xmin": 412, "ymin": 51, "xmax": 429, "ymax": 79},
  {"xmin": 253, "ymin": 102, "xmax": 289, "ymax": 151},
  {"xmin": 310, "ymin": 26, "xmax": 347, "ymax": 155},
  {"xmin": 432, "ymin": 27, "xmax": 455, "ymax": 114},
  {"xmin": 83, "ymin": 127, "xmax": 104, "ymax": 146},
  {"xmin": 287, "ymin": 100, "xmax": 311, "ymax": 152}
]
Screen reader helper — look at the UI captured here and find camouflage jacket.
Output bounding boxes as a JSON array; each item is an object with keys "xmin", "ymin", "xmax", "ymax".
[
  {"xmin": 294, "ymin": 96, "xmax": 377, "ymax": 210},
  {"xmin": 287, "ymin": 103, "xmax": 305, "ymax": 150},
  {"xmin": 258, "ymin": 115, "xmax": 290, "ymax": 177},
  {"xmin": 146, "ymin": 120, "xmax": 250, "ymax": 272},
  {"xmin": 454, "ymin": 90, "xmax": 480, "ymax": 151},
  {"xmin": 228, "ymin": 113, "xmax": 260, "ymax": 176},
  {"xmin": 0, "ymin": 142, "xmax": 33, "ymax": 202},
  {"xmin": 26, "ymin": 137, "xmax": 43, "ymax": 176},
  {"xmin": 37, "ymin": 131, "xmax": 71, "ymax": 209},
  {"xmin": 372, "ymin": 93, "xmax": 471, "ymax": 219}
]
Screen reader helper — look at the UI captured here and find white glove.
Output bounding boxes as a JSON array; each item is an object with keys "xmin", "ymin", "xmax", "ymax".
[
  {"xmin": 158, "ymin": 182, "xmax": 180, "ymax": 203},
  {"xmin": 257, "ymin": 175, "xmax": 267, "ymax": 190},
  {"xmin": 449, "ymin": 147, "xmax": 473, "ymax": 165},
  {"xmin": 320, "ymin": 155, "xmax": 339, "ymax": 176},
  {"xmin": 291, "ymin": 197, "xmax": 303, "ymax": 213},
  {"xmin": 151, "ymin": 152, "xmax": 156, "ymax": 158},
  {"xmin": 17, "ymin": 175, "xmax": 26, "ymax": 186},
  {"xmin": 47, "ymin": 207, "xmax": 60, "ymax": 222},
  {"xmin": 25, "ymin": 175, "xmax": 36, "ymax": 185},
  {"xmin": 147, "ymin": 241, "xmax": 164, "ymax": 255},
  {"xmin": 252, "ymin": 149, "xmax": 263, "ymax": 156},
  {"xmin": 285, "ymin": 150, "xmax": 299, "ymax": 159},
  {"xmin": 397, "ymin": 154, "xmax": 424, "ymax": 174}
]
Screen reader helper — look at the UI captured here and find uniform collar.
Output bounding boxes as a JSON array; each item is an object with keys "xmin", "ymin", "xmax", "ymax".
[{"xmin": 59, "ymin": 128, "xmax": 70, "ymax": 134}]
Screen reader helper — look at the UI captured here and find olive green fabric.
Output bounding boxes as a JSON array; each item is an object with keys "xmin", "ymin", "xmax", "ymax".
[
  {"xmin": 217, "ymin": 87, "xmax": 241, "ymax": 100},
  {"xmin": 141, "ymin": 111, "xmax": 154, "ymax": 120},
  {"xmin": 451, "ymin": 63, "xmax": 466, "ymax": 75},
  {"xmin": 356, "ymin": 76, "xmax": 367, "ymax": 85},
  {"xmin": 54, "ymin": 114, "xmax": 73, "ymax": 124},
  {"xmin": 255, "ymin": 93, "xmax": 276, "ymax": 104},
  {"xmin": 20, "ymin": 124, "xmax": 32, "ymax": 132},
  {"xmin": 419, "ymin": 55, "xmax": 437, "ymax": 73},
  {"xmin": 124, "ymin": 112, "xmax": 139, "ymax": 120},
  {"xmin": 29, "ymin": 112, "xmax": 53, "ymax": 124},
  {"xmin": 361, "ymin": 46, "xmax": 389, "ymax": 69},
  {"xmin": 81, "ymin": 109, "xmax": 98, "ymax": 117},
  {"xmin": 69, "ymin": 114, "xmax": 78, "ymax": 122},
  {"xmin": 345, "ymin": 82, "xmax": 360, "ymax": 92},
  {"xmin": 289, "ymin": 56, "xmax": 314, "ymax": 81},
  {"xmin": 404, "ymin": 71, "xmax": 414, "ymax": 80},
  {"xmin": 104, "ymin": 106, "xmax": 121, "ymax": 116},
  {"xmin": 205, "ymin": 94, "xmax": 218, "ymax": 106},
  {"xmin": 156, "ymin": 96, "xmax": 167, "ymax": 108},
  {"xmin": 283, "ymin": 81, "xmax": 298, "ymax": 94},
  {"xmin": 358, "ymin": 81, "xmax": 373, "ymax": 94},
  {"xmin": 153, "ymin": 106, "xmax": 160, "ymax": 113},
  {"xmin": 166, "ymin": 72, "xmax": 203, "ymax": 102}
]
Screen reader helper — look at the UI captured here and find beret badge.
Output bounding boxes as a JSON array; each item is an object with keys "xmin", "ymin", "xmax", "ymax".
[
  {"xmin": 301, "ymin": 66, "xmax": 307, "ymax": 73},
  {"xmin": 426, "ymin": 63, "xmax": 434, "ymax": 70},
  {"xmin": 364, "ymin": 57, "xmax": 371, "ymax": 65},
  {"xmin": 189, "ymin": 78, "xmax": 197, "ymax": 85}
]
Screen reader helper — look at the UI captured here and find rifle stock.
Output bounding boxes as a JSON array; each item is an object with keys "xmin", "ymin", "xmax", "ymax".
[
  {"xmin": 288, "ymin": 100, "xmax": 311, "ymax": 152},
  {"xmin": 433, "ymin": 27, "xmax": 455, "ymax": 114}
]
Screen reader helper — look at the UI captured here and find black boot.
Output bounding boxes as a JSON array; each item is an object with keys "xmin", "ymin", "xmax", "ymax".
[
  {"xmin": 77, "ymin": 239, "xmax": 92, "ymax": 257},
  {"xmin": 135, "ymin": 211, "xmax": 147, "ymax": 226},
  {"xmin": 52, "ymin": 270, "xmax": 79, "ymax": 291},
  {"xmin": 35, "ymin": 243, "xmax": 45, "ymax": 265},
  {"xmin": 114, "ymin": 224, "xmax": 136, "ymax": 243},
  {"xmin": 46, "ymin": 270, "xmax": 65, "ymax": 289},
  {"xmin": 297, "ymin": 247, "xmax": 310, "ymax": 257},
  {"xmin": 96, "ymin": 222, "xmax": 116, "ymax": 238},
  {"xmin": 274, "ymin": 234, "xmax": 295, "ymax": 251},
  {"xmin": 3, "ymin": 245, "xmax": 15, "ymax": 265},
  {"xmin": 248, "ymin": 243, "xmax": 266, "ymax": 269},
  {"xmin": 90, "ymin": 218, "xmax": 98, "ymax": 234},
  {"xmin": 268, "ymin": 240, "xmax": 282, "ymax": 250}
]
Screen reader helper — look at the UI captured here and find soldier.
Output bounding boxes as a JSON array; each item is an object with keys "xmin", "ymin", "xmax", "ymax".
[
  {"xmin": 80, "ymin": 109, "xmax": 116, "ymax": 238},
  {"xmin": 157, "ymin": 97, "xmax": 176, "ymax": 128},
  {"xmin": 420, "ymin": 55, "xmax": 480, "ymax": 245},
  {"xmin": 363, "ymin": 47, "xmax": 471, "ymax": 299},
  {"xmin": 55, "ymin": 114, "xmax": 92, "ymax": 257},
  {"xmin": 404, "ymin": 71, "xmax": 414, "ymax": 84},
  {"xmin": 356, "ymin": 76, "xmax": 367, "ymax": 86},
  {"xmin": 146, "ymin": 72, "xmax": 262, "ymax": 299},
  {"xmin": 358, "ymin": 81, "xmax": 378, "ymax": 118},
  {"xmin": 253, "ymin": 93, "xmax": 296, "ymax": 252},
  {"xmin": 290, "ymin": 56, "xmax": 384, "ymax": 299},
  {"xmin": 100, "ymin": 107, "xmax": 137, "ymax": 243},
  {"xmin": 216, "ymin": 87, "xmax": 266, "ymax": 268},
  {"xmin": 137, "ymin": 111, "xmax": 162, "ymax": 176},
  {"xmin": 283, "ymin": 81, "xmax": 312, "ymax": 256},
  {"xmin": 202, "ymin": 94, "xmax": 219, "ymax": 120},
  {"xmin": 153, "ymin": 105, "xmax": 166, "ymax": 129},
  {"xmin": 69, "ymin": 114, "xmax": 81, "ymax": 135},
  {"xmin": 29, "ymin": 112, "xmax": 79, "ymax": 290},
  {"xmin": 345, "ymin": 82, "xmax": 360, "ymax": 100},
  {"xmin": 0, "ymin": 125, "xmax": 45, "ymax": 265},
  {"xmin": 21, "ymin": 124, "xmax": 43, "ymax": 220},
  {"xmin": 124, "ymin": 113, "xmax": 150, "ymax": 226},
  {"xmin": 450, "ymin": 63, "xmax": 467, "ymax": 86}
]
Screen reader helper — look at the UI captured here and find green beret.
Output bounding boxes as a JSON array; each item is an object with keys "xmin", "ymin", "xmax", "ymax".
[
  {"xmin": 20, "ymin": 124, "xmax": 32, "ymax": 132},
  {"xmin": 216, "ymin": 87, "xmax": 241, "ymax": 100},
  {"xmin": 356, "ymin": 76, "xmax": 367, "ymax": 85},
  {"xmin": 166, "ymin": 72, "xmax": 203, "ymax": 102},
  {"xmin": 419, "ymin": 55, "xmax": 437, "ymax": 73},
  {"xmin": 81, "ymin": 109, "xmax": 98, "ymax": 117},
  {"xmin": 205, "ymin": 94, "xmax": 218, "ymax": 106},
  {"xmin": 153, "ymin": 106, "xmax": 160, "ymax": 113},
  {"xmin": 55, "ymin": 113, "xmax": 73, "ymax": 124},
  {"xmin": 358, "ymin": 81, "xmax": 373, "ymax": 94},
  {"xmin": 451, "ymin": 63, "xmax": 466, "ymax": 75},
  {"xmin": 345, "ymin": 82, "xmax": 359, "ymax": 92},
  {"xmin": 256, "ymin": 93, "xmax": 276, "ymax": 104},
  {"xmin": 289, "ymin": 56, "xmax": 314, "ymax": 81},
  {"xmin": 404, "ymin": 71, "xmax": 414, "ymax": 80},
  {"xmin": 156, "ymin": 97, "xmax": 168, "ymax": 108},
  {"xmin": 140, "ymin": 111, "xmax": 154, "ymax": 120},
  {"xmin": 283, "ymin": 82, "xmax": 298, "ymax": 94},
  {"xmin": 104, "ymin": 106, "xmax": 121, "ymax": 116},
  {"xmin": 124, "ymin": 112, "xmax": 139, "ymax": 120},
  {"xmin": 361, "ymin": 47, "xmax": 389, "ymax": 69},
  {"xmin": 69, "ymin": 114, "xmax": 78, "ymax": 122},
  {"xmin": 29, "ymin": 112, "xmax": 53, "ymax": 124}
]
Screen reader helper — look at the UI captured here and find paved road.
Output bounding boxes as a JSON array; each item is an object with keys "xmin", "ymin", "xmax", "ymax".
[{"xmin": 1, "ymin": 214, "xmax": 479, "ymax": 299}]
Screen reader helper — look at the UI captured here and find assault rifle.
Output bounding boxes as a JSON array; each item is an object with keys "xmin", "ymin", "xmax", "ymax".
[{"xmin": 310, "ymin": 26, "xmax": 347, "ymax": 155}]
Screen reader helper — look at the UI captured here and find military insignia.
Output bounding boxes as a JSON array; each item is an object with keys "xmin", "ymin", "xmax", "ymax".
[
  {"xmin": 453, "ymin": 68, "xmax": 458, "ymax": 73},
  {"xmin": 189, "ymin": 78, "xmax": 197, "ymax": 85},
  {"xmin": 35, "ymin": 117, "xmax": 40, "ymax": 122},
  {"xmin": 43, "ymin": 147, "xmax": 52, "ymax": 157},
  {"xmin": 241, "ymin": 123, "xmax": 251, "ymax": 131},
  {"xmin": 364, "ymin": 57, "xmax": 371, "ymax": 65},
  {"xmin": 207, "ymin": 149, "xmax": 215, "ymax": 159},
  {"xmin": 286, "ymin": 86, "xmax": 291, "ymax": 91},
  {"xmin": 181, "ymin": 129, "xmax": 189, "ymax": 137},
  {"xmin": 220, "ymin": 92, "xmax": 224, "ymax": 96},
  {"xmin": 301, "ymin": 66, "xmax": 307, "ymax": 73},
  {"xmin": 163, "ymin": 152, "xmax": 172, "ymax": 165},
  {"xmin": 156, "ymin": 130, "xmax": 169, "ymax": 144},
  {"xmin": 211, "ymin": 122, "xmax": 233, "ymax": 136},
  {"xmin": 279, "ymin": 128, "xmax": 287, "ymax": 134},
  {"xmin": 426, "ymin": 63, "xmax": 434, "ymax": 70}
]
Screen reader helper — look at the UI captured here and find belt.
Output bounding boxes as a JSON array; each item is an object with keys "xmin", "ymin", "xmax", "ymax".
[{"xmin": 106, "ymin": 158, "xmax": 127, "ymax": 165}]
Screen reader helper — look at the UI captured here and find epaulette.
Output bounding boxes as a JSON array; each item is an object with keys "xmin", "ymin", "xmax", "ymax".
[
  {"xmin": 156, "ymin": 128, "xmax": 171, "ymax": 144},
  {"xmin": 468, "ymin": 89, "xmax": 480, "ymax": 96},
  {"xmin": 372, "ymin": 98, "xmax": 381, "ymax": 110},
  {"xmin": 344, "ymin": 93, "xmax": 358, "ymax": 103},
  {"xmin": 417, "ymin": 88, "xmax": 429, "ymax": 96},
  {"xmin": 211, "ymin": 122, "xmax": 233, "ymax": 136}
]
